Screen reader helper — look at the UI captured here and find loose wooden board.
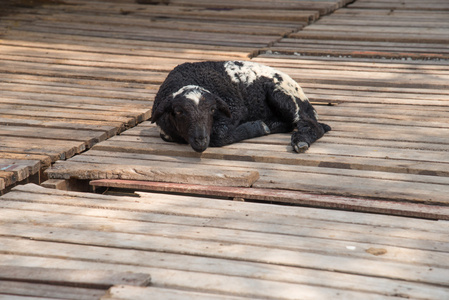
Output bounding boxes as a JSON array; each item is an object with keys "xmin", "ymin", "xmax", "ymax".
[
  {"xmin": 45, "ymin": 161, "xmax": 260, "ymax": 188},
  {"xmin": 90, "ymin": 179, "xmax": 449, "ymax": 220}
]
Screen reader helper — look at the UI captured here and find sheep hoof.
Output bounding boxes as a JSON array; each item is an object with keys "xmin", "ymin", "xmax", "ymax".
[
  {"xmin": 261, "ymin": 121, "xmax": 270, "ymax": 134},
  {"xmin": 293, "ymin": 142, "xmax": 309, "ymax": 153}
]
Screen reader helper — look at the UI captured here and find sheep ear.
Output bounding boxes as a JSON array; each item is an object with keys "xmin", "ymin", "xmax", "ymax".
[
  {"xmin": 215, "ymin": 97, "xmax": 231, "ymax": 118},
  {"xmin": 151, "ymin": 98, "xmax": 172, "ymax": 123}
]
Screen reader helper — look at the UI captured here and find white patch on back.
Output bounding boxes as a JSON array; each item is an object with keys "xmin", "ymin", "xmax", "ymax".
[
  {"xmin": 172, "ymin": 85, "xmax": 210, "ymax": 106},
  {"xmin": 224, "ymin": 61, "xmax": 312, "ymax": 122}
]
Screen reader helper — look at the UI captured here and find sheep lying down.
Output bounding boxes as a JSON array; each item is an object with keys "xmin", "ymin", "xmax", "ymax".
[{"xmin": 151, "ymin": 61, "xmax": 331, "ymax": 153}]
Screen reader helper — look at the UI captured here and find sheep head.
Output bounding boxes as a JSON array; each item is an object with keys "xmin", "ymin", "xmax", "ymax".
[{"xmin": 151, "ymin": 85, "xmax": 231, "ymax": 153}]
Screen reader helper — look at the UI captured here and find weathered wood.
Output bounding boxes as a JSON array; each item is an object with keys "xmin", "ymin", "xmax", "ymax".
[
  {"xmin": 100, "ymin": 285, "xmax": 260, "ymax": 300},
  {"xmin": 41, "ymin": 179, "xmax": 70, "ymax": 190},
  {"xmin": 0, "ymin": 266, "xmax": 151, "ymax": 289},
  {"xmin": 89, "ymin": 180, "xmax": 449, "ymax": 220},
  {"xmin": 90, "ymin": 136, "xmax": 449, "ymax": 180},
  {"xmin": 0, "ymin": 136, "xmax": 86, "ymax": 161},
  {"xmin": 0, "ymin": 126, "xmax": 108, "ymax": 149},
  {"xmin": 1, "ymin": 184, "xmax": 449, "ymax": 299},
  {"xmin": 9, "ymin": 209, "xmax": 449, "ymax": 269},
  {"xmin": 45, "ymin": 161, "xmax": 260, "ymax": 188},
  {"xmin": 0, "ymin": 281, "xmax": 105, "ymax": 300}
]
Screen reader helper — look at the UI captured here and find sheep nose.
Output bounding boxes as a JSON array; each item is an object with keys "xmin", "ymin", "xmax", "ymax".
[
  {"xmin": 195, "ymin": 136, "xmax": 207, "ymax": 144},
  {"xmin": 190, "ymin": 135, "xmax": 209, "ymax": 153}
]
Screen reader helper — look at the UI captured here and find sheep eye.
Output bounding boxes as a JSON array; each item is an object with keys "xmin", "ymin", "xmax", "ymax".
[
  {"xmin": 210, "ymin": 107, "xmax": 216, "ymax": 114},
  {"xmin": 174, "ymin": 108, "xmax": 183, "ymax": 116}
]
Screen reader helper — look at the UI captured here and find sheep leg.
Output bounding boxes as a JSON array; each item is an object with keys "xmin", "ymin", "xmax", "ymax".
[
  {"xmin": 266, "ymin": 86, "xmax": 329, "ymax": 152},
  {"xmin": 264, "ymin": 120, "xmax": 294, "ymax": 134},
  {"xmin": 211, "ymin": 120, "xmax": 269, "ymax": 147},
  {"xmin": 291, "ymin": 111, "xmax": 331, "ymax": 153}
]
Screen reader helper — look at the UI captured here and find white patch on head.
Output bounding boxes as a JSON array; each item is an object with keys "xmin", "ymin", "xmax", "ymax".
[
  {"xmin": 224, "ymin": 61, "xmax": 311, "ymax": 121},
  {"xmin": 172, "ymin": 85, "xmax": 210, "ymax": 106}
]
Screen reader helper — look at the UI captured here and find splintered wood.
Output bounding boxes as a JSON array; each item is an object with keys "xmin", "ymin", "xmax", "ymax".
[{"xmin": 1, "ymin": 184, "xmax": 449, "ymax": 299}]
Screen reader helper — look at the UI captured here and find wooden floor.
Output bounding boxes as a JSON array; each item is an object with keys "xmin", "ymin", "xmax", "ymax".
[
  {"xmin": 0, "ymin": 0, "xmax": 349, "ymax": 192},
  {"xmin": 41, "ymin": 0, "xmax": 449, "ymax": 218},
  {"xmin": 1, "ymin": 183, "xmax": 449, "ymax": 299},
  {"xmin": 1, "ymin": 0, "xmax": 449, "ymax": 298}
]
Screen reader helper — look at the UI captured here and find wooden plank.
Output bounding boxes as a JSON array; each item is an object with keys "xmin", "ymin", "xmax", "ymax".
[
  {"xmin": 2, "ymin": 215, "xmax": 449, "ymax": 287},
  {"xmin": 0, "ymin": 117, "xmax": 119, "ymax": 139},
  {"xmin": 2, "ymin": 184, "xmax": 448, "ymax": 299},
  {"xmin": 89, "ymin": 135, "xmax": 449, "ymax": 177},
  {"xmin": 5, "ymin": 253, "xmax": 448, "ymax": 300},
  {"xmin": 16, "ymin": 2, "xmax": 319, "ymax": 23},
  {"xmin": 8, "ymin": 12, "xmax": 298, "ymax": 36},
  {"xmin": 45, "ymin": 161, "xmax": 260, "ymax": 188},
  {"xmin": 9, "ymin": 184, "xmax": 449, "ymax": 237},
  {"xmin": 0, "ymin": 255, "xmax": 408, "ymax": 300},
  {"xmin": 101, "ymin": 285, "xmax": 258, "ymax": 300},
  {"xmin": 290, "ymin": 30, "xmax": 449, "ymax": 44},
  {"xmin": 267, "ymin": 47, "xmax": 449, "ymax": 60},
  {"xmin": 0, "ymin": 281, "xmax": 105, "ymax": 300},
  {"xmin": 0, "ymin": 126, "xmax": 108, "ymax": 149},
  {"xmin": 348, "ymin": 1, "xmax": 449, "ymax": 10},
  {"xmin": 1, "ymin": 185, "xmax": 449, "ymax": 296},
  {"xmin": 0, "ymin": 136, "xmax": 86, "ymax": 161},
  {"xmin": 0, "ymin": 159, "xmax": 41, "ymax": 189},
  {"xmin": 0, "ymin": 266, "xmax": 151, "ymax": 289},
  {"xmin": 0, "ymin": 159, "xmax": 40, "ymax": 177},
  {"xmin": 0, "ymin": 88, "xmax": 152, "ymax": 108},
  {"xmin": 146, "ymin": 0, "xmax": 340, "ymax": 14},
  {"xmin": 9, "ymin": 208, "xmax": 447, "ymax": 270},
  {"xmin": 89, "ymin": 180, "xmax": 449, "ymax": 220},
  {"xmin": 12, "ymin": 23, "xmax": 277, "ymax": 48},
  {"xmin": 1, "ymin": 30, "xmax": 255, "ymax": 59},
  {"xmin": 40, "ymin": 179, "xmax": 69, "ymax": 190},
  {"xmin": 0, "ymin": 296, "xmax": 49, "ymax": 300}
]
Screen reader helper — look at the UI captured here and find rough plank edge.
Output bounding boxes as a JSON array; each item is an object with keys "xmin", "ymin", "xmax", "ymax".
[
  {"xmin": 90, "ymin": 180, "xmax": 449, "ymax": 220},
  {"xmin": 46, "ymin": 163, "xmax": 260, "ymax": 188},
  {"xmin": 40, "ymin": 179, "xmax": 69, "ymax": 190},
  {"xmin": 100, "ymin": 285, "xmax": 253, "ymax": 300},
  {"xmin": 0, "ymin": 266, "xmax": 151, "ymax": 289}
]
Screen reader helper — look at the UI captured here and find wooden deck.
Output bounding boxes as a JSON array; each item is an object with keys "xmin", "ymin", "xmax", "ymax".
[
  {"xmin": 0, "ymin": 0, "xmax": 349, "ymax": 192},
  {"xmin": 1, "ymin": 0, "xmax": 449, "ymax": 298},
  {"xmin": 1, "ymin": 183, "xmax": 449, "ymax": 299}
]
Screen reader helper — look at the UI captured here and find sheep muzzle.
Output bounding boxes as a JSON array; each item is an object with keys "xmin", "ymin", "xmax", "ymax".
[{"xmin": 189, "ymin": 127, "xmax": 210, "ymax": 153}]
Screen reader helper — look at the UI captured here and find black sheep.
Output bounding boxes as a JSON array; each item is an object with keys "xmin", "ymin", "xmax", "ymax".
[{"xmin": 151, "ymin": 61, "xmax": 331, "ymax": 153}]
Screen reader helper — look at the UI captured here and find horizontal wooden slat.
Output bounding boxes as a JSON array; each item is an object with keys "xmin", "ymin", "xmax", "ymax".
[
  {"xmin": 0, "ymin": 266, "xmax": 151, "ymax": 289},
  {"xmin": 90, "ymin": 179, "xmax": 449, "ymax": 220},
  {"xmin": 1, "ymin": 184, "xmax": 448, "ymax": 299}
]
